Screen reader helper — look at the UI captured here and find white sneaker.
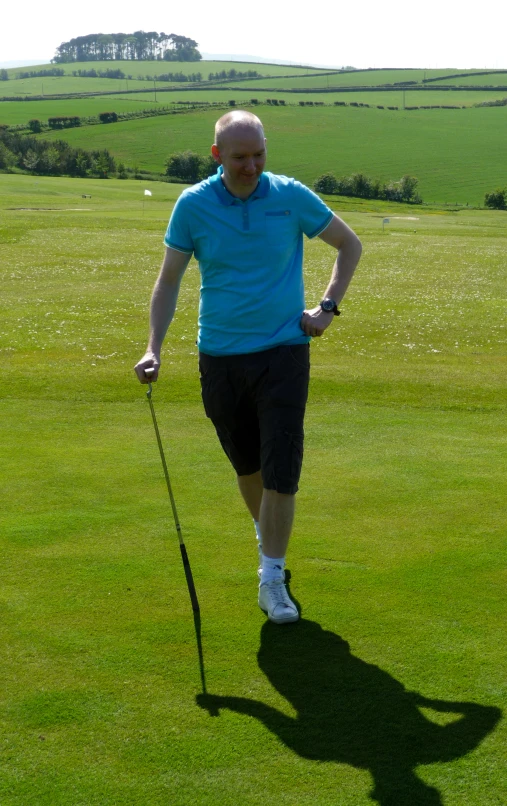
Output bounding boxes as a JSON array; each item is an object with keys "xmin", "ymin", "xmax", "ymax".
[{"xmin": 258, "ymin": 579, "xmax": 299, "ymax": 624}]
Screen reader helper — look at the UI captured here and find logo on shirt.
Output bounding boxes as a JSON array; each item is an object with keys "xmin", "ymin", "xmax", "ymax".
[{"xmin": 265, "ymin": 210, "xmax": 292, "ymax": 217}]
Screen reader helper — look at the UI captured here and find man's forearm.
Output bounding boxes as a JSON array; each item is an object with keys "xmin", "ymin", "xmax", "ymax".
[
  {"xmin": 147, "ymin": 274, "xmax": 182, "ymax": 355},
  {"xmin": 324, "ymin": 235, "xmax": 362, "ymax": 305}
]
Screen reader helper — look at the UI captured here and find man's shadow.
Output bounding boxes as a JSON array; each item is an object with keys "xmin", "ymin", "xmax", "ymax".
[{"xmin": 197, "ymin": 576, "xmax": 501, "ymax": 805}]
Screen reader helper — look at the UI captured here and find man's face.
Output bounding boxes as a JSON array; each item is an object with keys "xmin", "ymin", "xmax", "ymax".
[{"xmin": 212, "ymin": 125, "xmax": 267, "ymax": 195}]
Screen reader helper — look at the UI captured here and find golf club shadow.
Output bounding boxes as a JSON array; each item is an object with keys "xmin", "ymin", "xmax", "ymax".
[{"xmin": 197, "ymin": 578, "xmax": 501, "ymax": 805}]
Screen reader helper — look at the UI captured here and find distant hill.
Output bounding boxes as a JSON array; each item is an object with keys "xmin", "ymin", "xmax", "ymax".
[{"xmin": 201, "ymin": 53, "xmax": 347, "ymax": 69}]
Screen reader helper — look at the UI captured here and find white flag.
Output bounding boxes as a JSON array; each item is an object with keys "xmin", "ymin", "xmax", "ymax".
[{"xmin": 144, "ymin": 189, "xmax": 152, "ymax": 196}]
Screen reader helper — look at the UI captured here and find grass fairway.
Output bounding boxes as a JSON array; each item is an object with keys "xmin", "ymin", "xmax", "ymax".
[{"xmin": 1, "ymin": 174, "xmax": 506, "ymax": 805}]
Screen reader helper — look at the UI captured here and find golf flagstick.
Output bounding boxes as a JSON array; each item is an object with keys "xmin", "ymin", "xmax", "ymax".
[{"xmin": 144, "ymin": 368, "xmax": 200, "ymax": 614}]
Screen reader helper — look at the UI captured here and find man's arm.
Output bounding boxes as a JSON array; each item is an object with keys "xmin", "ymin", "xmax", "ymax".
[
  {"xmin": 134, "ymin": 247, "xmax": 192, "ymax": 383},
  {"xmin": 300, "ymin": 214, "xmax": 362, "ymax": 337}
]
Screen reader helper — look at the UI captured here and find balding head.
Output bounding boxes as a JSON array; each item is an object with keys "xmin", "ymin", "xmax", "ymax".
[
  {"xmin": 211, "ymin": 109, "xmax": 267, "ymax": 199},
  {"xmin": 214, "ymin": 110, "xmax": 265, "ymax": 150}
]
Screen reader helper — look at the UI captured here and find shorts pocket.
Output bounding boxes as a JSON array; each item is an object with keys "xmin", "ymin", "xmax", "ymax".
[{"xmin": 287, "ymin": 344, "xmax": 310, "ymax": 371}]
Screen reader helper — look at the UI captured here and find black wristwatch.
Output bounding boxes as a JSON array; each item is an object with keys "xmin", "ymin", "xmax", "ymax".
[{"xmin": 320, "ymin": 297, "xmax": 340, "ymax": 316}]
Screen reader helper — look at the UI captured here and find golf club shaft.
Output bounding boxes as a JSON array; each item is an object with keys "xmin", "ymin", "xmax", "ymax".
[{"xmin": 146, "ymin": 385, "xmax": 200, "ymax": 614}]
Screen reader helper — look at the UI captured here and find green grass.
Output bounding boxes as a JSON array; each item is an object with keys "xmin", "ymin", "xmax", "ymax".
[
  {"xmin": 5, "ymin": 60, "xmax": 329, "ymax": 79},
  {"xmin": 0, "ymin": 97, "xmax": 172, "ymax": 125},
  {"xmin": 0, "ymin": 61, "xmax": 329, "ymax": 99},
  {"xmin": 36, "ymin": 103, "xmax": 507, "ymax": 205},
  {"xmin": 4, "ymin": 89, "xmax": 507, "ymax": 127},
  {"xmin": 0, "ymin": 173, "xmax": 506, "ymax": 804},
  {"xmin": 429, "ymin": 72, "xmax": 507, "ymax": 86},
  {"xmin": 220, "ymin": 68, "xmax": 496, "ymax": 88}
]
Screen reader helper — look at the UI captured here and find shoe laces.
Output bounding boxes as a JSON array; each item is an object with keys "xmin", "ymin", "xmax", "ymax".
[{"xmin": 264, "ymin": 579, "xmax": 292, "ymax": 607}]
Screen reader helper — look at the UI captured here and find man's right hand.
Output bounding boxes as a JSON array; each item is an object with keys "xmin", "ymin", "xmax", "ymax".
[{"xmin": 134, "ymin": 351, "xmax": 160, "ymax": 384}]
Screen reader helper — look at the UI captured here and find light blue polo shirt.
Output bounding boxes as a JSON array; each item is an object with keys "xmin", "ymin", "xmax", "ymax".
[{"xmin": 164, "ymin": 168, "xmax": 334, "ymax": 356}]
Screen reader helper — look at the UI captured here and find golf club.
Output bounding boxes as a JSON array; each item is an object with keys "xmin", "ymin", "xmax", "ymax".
[{"xmin": 144, "ymin": 367, "xmax": 200, "ymax": 615}]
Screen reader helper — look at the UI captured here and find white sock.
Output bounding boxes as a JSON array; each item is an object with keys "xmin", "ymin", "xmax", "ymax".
[
  {"xmin": 254, "ymin": 520, "xmax": 262, "ymax": 563},
  {"xmin": 260, "ymin": 554, "xmax": 285, "ymax": 585}
]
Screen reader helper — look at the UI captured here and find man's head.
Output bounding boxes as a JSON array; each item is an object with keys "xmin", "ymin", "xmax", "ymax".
[{"xmin": 211, "ymin": 110, "xmax": 267, "ymax": 198}]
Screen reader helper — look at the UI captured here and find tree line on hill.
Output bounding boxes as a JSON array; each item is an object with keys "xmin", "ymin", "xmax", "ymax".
[
  {"xmin": 53, "ymin": 32, "xmax": 201, "ymax": 63},
  {"xmin": 314, "ymin": 172, "xmax": 422, "ymax": 203},
  {"xmin": 1, "ymin": 131, "xmax": 505, "ymax": 208},
  {"xmin": 0, "ymin": 128, "xmax": 117, "ymax": 178}
]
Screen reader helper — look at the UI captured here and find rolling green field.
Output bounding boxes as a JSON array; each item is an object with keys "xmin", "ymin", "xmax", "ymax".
[
  {"xmin": 0, "ymin": 76, "xmax": 167, "ymax": 98},
  {"xmin": 4, "ymin": 60, "xmax": 328, "ymax": 79},
  {"xmin": 1, "ymin": 173, "xmax": 506, "ymax": 805},
  {"xmin": 221, "ymin": 69, "xmax": 507, "ymax": 89},
  {"xmin": 0, "ymin": 97, "xmax": 172, "ymax": 126},
  {"xmin": 37, "ymin": 103, "xmax": 507, "ymax": 205},
  {"xmin": 4, "ymin": 88, "xmax": 507, "ymax": 128},
  {"xmin": 430, "ymin": 72, "xmax": 507, "ymax": 86},
  {"xmin": 0, "ymin": 61, "xmax": 329, "ymax": 98}
]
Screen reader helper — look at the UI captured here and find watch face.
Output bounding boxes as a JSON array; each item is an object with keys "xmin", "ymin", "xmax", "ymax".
[{"xmin": 321, "ymin": 299, "xmax": 335, "ymax": 312}]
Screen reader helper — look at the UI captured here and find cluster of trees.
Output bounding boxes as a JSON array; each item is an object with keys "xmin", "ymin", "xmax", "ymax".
[
  {"xmin": 149, "ymin": 71, "xmax": 203, "ymax": 83},
  {"xmin": 17, "ymin": 68, "xmax": 64, "ymax": 79},
  {"xmin": 314, "ymin": 172, "xmax": 422, "ymax": 203},
  {"xmin": 477, "ymin": 97, "xmax": 507, "ymax": 107},
  {"xmin": 208, "ymin": 69, "xmax": 260, "ymax": 81},
  {"xmin": 72, "ymin": 68, "xmax": 127, "ymax": 79},
  {"xmin": 53, "ymin": 32, "xmax": 201, "ymax": 63},
  {"xmin": 0, "ymin": 69, "xmax": 8, "ymax": 81},
  {"xmin": 0, "ymin": 129, "xmax": 117, "ymax": 178},
  {"xmin": 165, "ymin": 151, "xmax": 217, "ymax": 183},
  {"xmin": 484, "ymin": 189, "xmax": 506, "ymax": 209}
]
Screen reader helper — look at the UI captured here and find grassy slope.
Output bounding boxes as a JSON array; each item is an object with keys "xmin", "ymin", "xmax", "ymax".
[
  {"xmin": 5, "ymin": 60, "xmax": 328, "ymax": 79},
  {"xmin": 4, "ymin": 89, "xmax": 507, "ymax": 128},
  {"xmin": 5, "ymin": 88, "xmax": 507, "ymax": 126},
  {"xmin": 0, "ymin": 97, "xmax": 170, "ymax": 125},
  {"xmin": 5, "ymin": 65, "xmax": 505, "ymax": 100},
  {"xmin": 37, "ymin": 104, "xmax": 507, "ymax": 205},
  {"xmin": 223, "ymin": 69, "xmax": 480, "ymax": 88},
  {"xmin": 429, "ymin": 72, "xmax": 507, "ymax": 86},
  {"xmin": 0, "ymin": 174, "xmax": 506, "ymax": 805},
  {"xmin": 0, "ymin": 61, "xmax": 329, "ymax": 98}
]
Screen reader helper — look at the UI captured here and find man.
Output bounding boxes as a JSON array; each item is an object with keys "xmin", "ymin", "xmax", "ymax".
[{"xmin": 135, "ymin": 110, "xmax": 362, "ymax": 625}]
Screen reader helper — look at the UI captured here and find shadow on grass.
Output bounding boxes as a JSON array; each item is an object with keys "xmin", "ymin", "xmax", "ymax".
[{"xmin": 197, "ymin": 575, "xmax": 501, "ymax": 805}]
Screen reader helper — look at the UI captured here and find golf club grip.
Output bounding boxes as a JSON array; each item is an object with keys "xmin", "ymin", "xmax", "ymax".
[{"xmin": 180, "ymin": 543, "xmax": 200, "ymax": 613}]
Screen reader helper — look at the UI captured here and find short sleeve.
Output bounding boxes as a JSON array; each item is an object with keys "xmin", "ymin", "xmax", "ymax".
[
  {"xmin": 164, "ymin": 193, "xmax": 194, "ymax": 254},
  {"xmin": 293, "ymin": 181, "xmax": 334, "ymax": 239}
]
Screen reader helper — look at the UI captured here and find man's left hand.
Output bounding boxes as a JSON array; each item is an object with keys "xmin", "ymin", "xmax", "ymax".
[{"xmin": 300, "ymin": 307, "xmax": 335, "ymax": 337}]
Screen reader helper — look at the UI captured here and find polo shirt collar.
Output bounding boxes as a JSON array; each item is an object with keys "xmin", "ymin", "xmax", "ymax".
[{"xmin": 210, "ymin": 166, "xmax": 270, "ymax": 205}]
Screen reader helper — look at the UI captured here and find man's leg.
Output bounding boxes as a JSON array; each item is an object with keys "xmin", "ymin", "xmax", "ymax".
[
  {"xmin": 257, "ymin": 488, "xmax": 299, "ymax": 623},
  {"xmin": 237, "ymin": 470, "xmax": 263, "ymax": 520},
  {"xmin": 259, "ymin": 489, "xmax": 295, "ymax": 559},
  {"xmin": 237, "ymin": 473, "xmax": 294, "ymax": 569}
]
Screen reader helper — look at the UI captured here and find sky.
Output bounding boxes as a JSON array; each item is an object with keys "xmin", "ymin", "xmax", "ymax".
[{"xmin": 1, "ymin": 0, "xmax": 506, "ymax": 69}]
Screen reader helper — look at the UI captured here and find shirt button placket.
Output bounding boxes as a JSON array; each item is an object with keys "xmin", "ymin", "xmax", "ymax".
[{"xmin": 242, "ymin": 205, "xmax": 249, "ymax": 232}]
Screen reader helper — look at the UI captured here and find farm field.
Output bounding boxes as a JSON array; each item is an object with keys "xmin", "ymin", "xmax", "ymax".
[
  {"xmin": 223, "ymin": 69, "xmax": 507, "ymax": 89},
  {"xmin": 429, "ymin": 72, "xmax": 507, "ymax": 86},
  {"xmin": 37, "ymin": 103, "xmax": 507, "ymax": 205},
  {"xmin": 4, "ymin": 60, "xmax": 329, "ymax": 79},
  {"xmin": 0, "ymin": 61, "xmax": 329, "ymax": 98},
  {"xmin": 0, "ymin": 76, "xmax": 168, "ymax": 98},
  {"xmin": 1, "ymin": 173, "xmax": 506, "ymax": 805},
  {"xmin": 3, "ymin": 88, "xmax": 507, "ymax": 129},
  {"xmin": 0, "ymin": 97, "xmax": 171, "ymax": 126}
]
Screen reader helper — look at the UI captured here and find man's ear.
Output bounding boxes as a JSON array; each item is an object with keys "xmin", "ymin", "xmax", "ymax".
[{"xmin": 211, "ymin": 145, "xmax": 221, "ymax": 164}]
